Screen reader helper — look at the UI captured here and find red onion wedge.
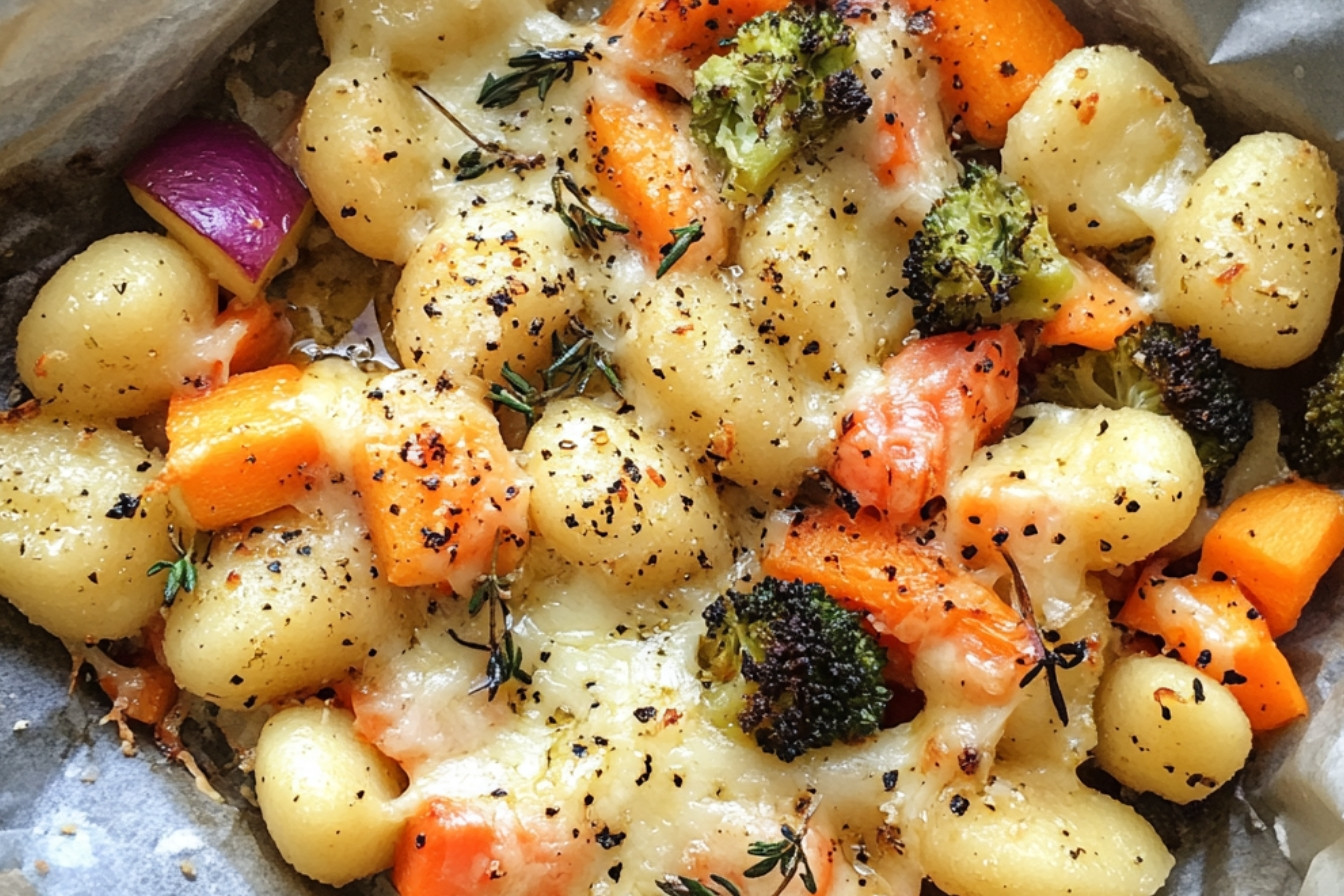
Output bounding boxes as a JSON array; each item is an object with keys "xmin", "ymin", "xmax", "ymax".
[{"xmin": 124, "ymin": 118, "xmax": 314, "ymax": 300}]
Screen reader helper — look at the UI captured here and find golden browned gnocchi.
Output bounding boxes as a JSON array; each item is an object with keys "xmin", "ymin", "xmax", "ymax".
[
  {"xmin": 1155, "ymin": 132, "xmax": 1342, "ymax": 368},
  {"xmin": 523, "ymin": 397, "xmax": 728, "ymax": 586},
  {"xmin": 15, "ymin": 232, "xmax": 226, "ymax": 418},
  {"xmin": 1003, "ymin": 45, "xmax": 1208, "ymax": 248},
  {"xmin": 162, "ymin": 492, "xmax": 420, "ymax": 710},
  {"xmin": 0, "ymin": 410, "xmax": 176, "ymax": 642},
  {"xmin": 1094, "ymin": 654, "xmax": 1252, "ymax": 804}
]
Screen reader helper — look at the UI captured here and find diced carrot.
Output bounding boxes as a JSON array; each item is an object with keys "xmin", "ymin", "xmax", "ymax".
[
  {"xmin": 216, "ymin": 295, "xmax": 294, "ymax": 375},
  {"xmin": 1116, "ymin": 571, "xmax": 1307, "ymax": 731},
  {"xmin": 830, "ymin": 328, "xmax": 1022, "ymax": 525},
  {"xmin": 351, "ymin": 393, "xmax": 529, "ymax": 592},
  {"xmin": 1038, "ymin": 253, "xmax": 1152, "ymax": 351},
  {"xmin": 394, "ymin": 799, "xmax": 500, "ymax": 896},
  {"xmin": 918, "ymin": 0, "xmax": 1083, "ymax": 147},
  {"xmin": 601, "ymin": 0, "xmax": 791, "ymax": 73},
  {"xmin": 1197, "ymin": 479, "xmax": 1344, "ymax": 637},
  {"xmin": 393, "ymin": 798, "xmax": 573, "ymax": 896},
  {"xmin": 160, "ymin": 364, "xmax": 322, "ymax": 530},
  {"xmin": 762, "ymin": 507, "xmax": 1040, "ymax": 702},
  {"xmin": 585, "ymin": 89, "xmax": 727, "ymax": 273}
]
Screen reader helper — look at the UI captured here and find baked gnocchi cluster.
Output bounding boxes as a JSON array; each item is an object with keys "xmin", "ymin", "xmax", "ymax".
[{"xmin": 5, "ymin": 1, "xmax": 1343, "ymax": 895}]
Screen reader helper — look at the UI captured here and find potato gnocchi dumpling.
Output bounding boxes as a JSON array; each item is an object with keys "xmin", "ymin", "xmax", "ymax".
[
  {"xmin": 1094, "ymin": 654, "xmax": 1252, "ymax": 804},
  {"xmin": 255, "ymin": 703, "xmax": 408, "ymax": 886},
  {"xmin": 948, "ymin": 404, "xmax": 1204, "ymax": 576},
  {"xmin": 162, "ymin": 492, "xmax": 419, "ymax": 709},
  {"xmin": 391, "ymin": 211, "xmax": 585, "ymax": 387},
  {"xmin": 921, "ymin": 763, "xmax": 1175, "ymax": 896},
  {"xmin": 523, "ymin": 398, "xmax": 728, "ymax": 587},
  {"xmin": 298, "ymin": 58, "xmax": 437, "ymax": 263},
  {"xmin": 1155, "ymin": 132, "xmax": 1342, "ymax": 368},
  {"xmin": 16, "ymin": 232, "xmax": 225, "ymax": 419},
  {"xmin": 1003, "ymin": 45, "xmax": 1208, "ymax": 247},
  {"xmin": 0, "ymin": 411, "xmax": 175, "ymax": 642}
]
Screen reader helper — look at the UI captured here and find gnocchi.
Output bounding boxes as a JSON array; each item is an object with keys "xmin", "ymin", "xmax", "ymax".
[
  {"xmin": 15, "ymin": 232, "xmax": 226, "ymax": 418},
  {"xmin": 1155, "ymin": 132, "xmax": 1342, "ymax": 368}
]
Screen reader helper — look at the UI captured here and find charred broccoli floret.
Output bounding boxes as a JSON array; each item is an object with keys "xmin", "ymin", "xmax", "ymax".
[
  {"xmin": 697, "ymin": 577, "xmax": 889, "ymax": 762},
  {"xmin": 903, "ymin": 162, "xmax": 1074, "ymax": 335},
  {"xmin": 690, "ymin": 5, "xmax": 872, "ymax": 199},
  {"xmin": 1031, "ymin": 322, "xmax": 1253, "ymax": 503},
  {"xmin": 1282, "ymin": 348, "xmax": 1344, "ymax": 484}
]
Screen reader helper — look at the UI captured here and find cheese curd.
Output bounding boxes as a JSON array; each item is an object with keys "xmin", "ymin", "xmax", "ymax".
[{"xmin": 5, "ymin": 1, "xmax": 1343, "ymax": 895}]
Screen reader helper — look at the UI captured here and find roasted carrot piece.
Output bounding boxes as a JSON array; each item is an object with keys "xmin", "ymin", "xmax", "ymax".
[
  {"xmin": 393, "ymin": 798, "xmax": 574, "ymax": 896},
  {"xmin": 918, "ymin": 0, "xmax": 1083, "ymax": 147},
  {"xmin": 394, "ymin": 799, "xmax": 501, "ymax": 896},
  {"xmin": 1197, "ymin": 479, "xmax": 1344, "ymax": 637},
  {"xmin": 216, "ymin": 294, "xmax": 294, "ymax": 375},
  {"xmin": 160, "ymin": 364, "xmax": 321, "ymax": 530},
  {"xmin": 586, "ymin": 89, "xmax": 727, "ymax": 272},
  {"xmin": 601, "ymin": 0, "xmax": 791, "ymax": 72},
  {"xmin": 1116, "ymin": 571, "xmax": 1307, "ymax": 731},
  {"xmin": 351, "ymin": 390, "xmax": 529, "ymax": 592},
  {"xmin": 762, "ymin": 507, "xmax": 1039, "ymax": 702},
  {"xmin": 1038, "ymin": 253, "xmax": 1152, "ymax": 351},
  {"xmin": 829, "ymin": 328, "xmax": 1022, "ymax": 525}
]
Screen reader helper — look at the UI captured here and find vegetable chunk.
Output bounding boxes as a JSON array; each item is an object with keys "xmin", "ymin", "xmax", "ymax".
[{"xmin": 124, "ymin": 118, "xmax": 314, "ymax": 299}]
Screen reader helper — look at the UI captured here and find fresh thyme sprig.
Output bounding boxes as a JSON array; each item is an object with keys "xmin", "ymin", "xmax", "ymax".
[
  {"xmin": 146, "ymin": 526, "xmax": 197, "ymax": 606},
  {"xmin": 488, "ymin": 320, "xmax": 622, "ymax": 425},
  {"xmin": 655, "ymin": 876, "xmax": 743, "ymax": 896},
  {"xmin": 656, "ymin": 221, "xmax": 706, "ymax": 279},
  {"xmin": 552, "ymin": 172, "xmax": 629, "ymax": 251},
  {"xmin": 478, "ymin": 47, "xmax": 591, "ymax": 109},
  {"xmin": 447, "ymin": 541, "xmax": 531, "ymax": 701},
  {"xmin": 1004, "ymin": 552, "xmax": 1088, "ymax": 725},
  {"xmin": 414, "ymin": 85, "xmax": 546, "ymax": 181},
  {"xmin": 656, "ymin": 800, "xmax": 820, "ymax": 896}
]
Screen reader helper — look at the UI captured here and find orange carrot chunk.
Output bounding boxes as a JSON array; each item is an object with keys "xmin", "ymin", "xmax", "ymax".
[
  {"xmin": 586, "ymin": 90, "xmax": 727, "ymax": 272},
  {"xmin": 763, "ymin": 507, "xmax": 1039, "ymax": 702},
  {"xmin": 1038, "ymin": 253, "xmax": 1152, "ymax": 351},
  {"xmin": 393, "ymin": 799, "xmax": 501, "ymax": 896},
  {"xmin": 1197, "ymin": 479, "xmax": 1344, "ymax": 638},
  {"xmin": 601, "ymin": 0, "xmax": 791, "ymax": 72},
  {"xmin": 216, "ymin": 294, "xmax": 294, "ymax": 375},
  {"xmin": 351, "ymin": 394, "xmax": 529, "ymax": 592},
  {"xmin": 919, "ymin": 0, "xmax": 1083, "ymax": 147},
  {"xmin": 161, "ymin": 364, "xmax": 321, "ymax": 530},
  {"xmin": 1116, "ymin": 571, "xmax": 1307, "ymax": 731}
]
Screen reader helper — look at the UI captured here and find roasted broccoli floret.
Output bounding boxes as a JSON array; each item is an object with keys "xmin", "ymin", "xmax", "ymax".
[
  {"xmin": 1031, "ymin": 322, "xmax": 1253, "ymax": 503},
  {"xmin": 903, "ymin": 162, "xmax": 1074, "ymax": 335},
  {"xmin": 1282, "ymin": 347, "xmax": 1344, "ymax": 484},
  {"xmin": 690, "ymin": 5, "xmax": 872, "ymax": 199},
  {"xmin": 697, "ymin": 577, "xmax": 889, "ymax": 762}
]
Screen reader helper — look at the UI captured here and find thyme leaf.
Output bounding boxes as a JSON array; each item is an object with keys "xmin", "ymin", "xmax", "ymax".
[
  {"xmin": 655, "ymin": 875, "xmax": 743, "ymax": 896},
  {"xmin": 552, "ymin": 172, "xmax": 629, "ymax": 251},
  {"xmin": 488, "ymin": 320, "xmax": 622, "ymax": 425},
  {"xmin": 656, "ymin": 221, "xmax": 706, "ymax": 279},
  {"xmin": 447, "ymin": 541, "xmax": 531, "ymax": 701},
  {"xmin": 414, "ymin": 86, "xmax": 546, "ymax": 180},
  {"xmin": 1005, "ymin": 551, "xmax": 1087, "ymax": 725},
  {"xmin": 655, "ymin": 800, "xmax": 818, "ymax": 896},
  {"xmin": 478, "ymin": 47, "xmax": 590, "ymax": 109},
  {"xmin": 146, "ymin": 527, "xmax": 197, "ymax": 606}
]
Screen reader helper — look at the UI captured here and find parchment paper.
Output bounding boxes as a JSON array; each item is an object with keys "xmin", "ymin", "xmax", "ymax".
[{"xmin": 0, "ymin": 1, "xmax": 1341, "ymax": 894}]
